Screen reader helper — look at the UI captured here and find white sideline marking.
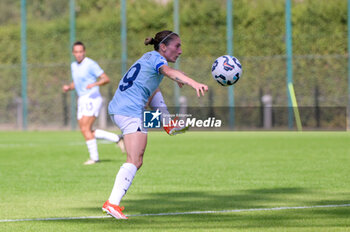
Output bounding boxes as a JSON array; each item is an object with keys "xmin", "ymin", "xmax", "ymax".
[
  {"xmin": 0, "ymin": 216, "xmax": 109, "ymax": 222},
  {"xmin": 0, "ymin": 141, "xmax": 113, "ymax": 148},
  {"xmin": 1, "ymin": 204, "xmax": 350, "ymax": 222}
]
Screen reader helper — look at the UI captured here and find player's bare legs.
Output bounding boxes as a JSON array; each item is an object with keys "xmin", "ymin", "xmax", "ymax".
[
  {"xmin": 103, "ymin": 132, "xmax": 147, "ymax": 219},
  {"xmin": 148, "ymin": 88, "xmax": 188, "ymax": 135},
  {"xmin": 78, "ymin": 116, "xmax": 96, "ymax": 140},
  {"xmin": 124, "ymin": 132, "xmax": 147, "ymax": 169},
  {"xmin": 93, "ymin": 130, "xmax": 125, "ymax": 153},
  {"xmin": 78, "ymin": 116, "xmax": 125, "ymax": 164},
  {"xmin": 78, "ymin": 116, "xmax": 99, "ymax": 164}
]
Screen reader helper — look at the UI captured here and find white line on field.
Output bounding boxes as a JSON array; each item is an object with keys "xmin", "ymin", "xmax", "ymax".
[
  {"xmin": 0, "ymin": 216, "xmax": 109, "ymax": 222},
  {"xmin": 0, "ymin": 141, "xmax": 113, "ymax": 148},
  {"xmin": 1, "ymin": 203, "xmax": 350, "ymax": 222}
]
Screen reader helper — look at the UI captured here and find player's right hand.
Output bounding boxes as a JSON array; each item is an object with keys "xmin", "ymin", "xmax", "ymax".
[{"xmin": 62, "ymin": 85, "xmax": 70, "ymax": 92}]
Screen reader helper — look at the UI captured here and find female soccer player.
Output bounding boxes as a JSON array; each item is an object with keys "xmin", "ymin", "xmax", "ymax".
[
  {"xmin": 102, "ymin": 30, "xmax": 208, "ymax": 219},
  {"xmin": 62, "ymin": 41, "xmax": 125, "ymax": 165}
]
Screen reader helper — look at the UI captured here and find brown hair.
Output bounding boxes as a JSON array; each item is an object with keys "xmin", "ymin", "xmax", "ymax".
[
  {"xmin": 72, "ymin": 41, "xmax": 85, "ymax": 51},
  {"xmin": 144, "ymin": 30, "xmax": 179, "ymax": 51}
]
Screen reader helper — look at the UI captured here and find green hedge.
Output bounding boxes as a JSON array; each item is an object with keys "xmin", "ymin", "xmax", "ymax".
[{"xmin": 0, "ymin": 0, "xmax": 347, "ymax": 128}]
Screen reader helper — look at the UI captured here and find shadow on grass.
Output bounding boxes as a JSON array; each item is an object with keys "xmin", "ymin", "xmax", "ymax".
[
  {"xmin": 124, "ymin": 187, "xmax": 310, "ymax": 214},
  {"xmin": 76, "ymin": 187, "xmax": 310, "ymax": 214},
  {"xmin": 45, "ymin": 187, "xmax": 350, "ymax": 230},
  {"xmin": 78, "ymin": 187, "xmax": 350, "ymax": 213},
  {"xmin": 76, "ymin": 187, "xmax": 349, "ymax": 214}
]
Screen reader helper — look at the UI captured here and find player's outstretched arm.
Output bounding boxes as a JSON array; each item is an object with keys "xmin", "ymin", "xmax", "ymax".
[
  {"xmin": 62, "ymin": 82, "xmax": 75, "ymax": 92},
  {"xmin": 160, "ymin": 65, "xmax": 208, "ymax": 97}
]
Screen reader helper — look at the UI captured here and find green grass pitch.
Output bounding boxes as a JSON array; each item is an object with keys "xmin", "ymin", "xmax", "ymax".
[{"xmin": 0, "ymin": 131, "xmax": 350, "ymax": 231}]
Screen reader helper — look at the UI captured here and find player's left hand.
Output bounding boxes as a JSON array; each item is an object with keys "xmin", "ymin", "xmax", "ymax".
[{"xmin": 193, "ymin": 83, "xmax": 208, "ymax": 97}]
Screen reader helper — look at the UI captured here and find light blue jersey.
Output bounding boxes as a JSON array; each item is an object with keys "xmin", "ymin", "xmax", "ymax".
[
  {"xmin": 108, "ymin": 51, "xmax": 167, "ymax": 118},
  {"xmin": 71, "ymin": 57, "xmax": 104, "ymax": 97}
]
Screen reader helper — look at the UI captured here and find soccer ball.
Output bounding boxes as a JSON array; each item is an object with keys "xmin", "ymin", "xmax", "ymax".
[{"xmin": 211, "ymin": 55, "xmax": 242, "ymax": 86}]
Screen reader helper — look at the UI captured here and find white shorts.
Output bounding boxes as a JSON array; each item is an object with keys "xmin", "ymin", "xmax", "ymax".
[
  {"xmin": 77, "ymin": 94, "xmax": 102, "ymax": 120},
  {"xmin": 111, "ymin": 115, "xmax": 148, "ymax": 135}
]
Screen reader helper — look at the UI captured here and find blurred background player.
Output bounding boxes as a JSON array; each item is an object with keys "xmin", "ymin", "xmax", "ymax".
[
  {"xmin": 62, "ymin": 41, "xmax": 125, "ymax": 165},
  {"xmin": 103, "ymin": 30, "xmax": 208, "ymax": 219}
]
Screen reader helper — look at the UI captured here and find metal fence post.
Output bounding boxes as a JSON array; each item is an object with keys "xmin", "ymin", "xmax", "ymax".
[
  {"xmin": 121, "ymin": 0, "xmax": 127, "ymax": 76},
  {"xmin": 174, "ymin": 0, "xmax": 180, "ymax": 108},
  {"xmin": 348, "ymin": 0, "xmax": 350, "ymax": 130},
  {"xmin": 70, "ymin": 0, "xmax": 77, "ymax": 130},
  {"xmin": 227, "ymin": 0, "xmax": 234, "ymax": 129},
  {"xmin": 21, "ymin": 0, "xmax": 27, "ymax": 130},
  {"xmin": 285, "ymin": 0, "xmax": 294, "ymax": 129}
]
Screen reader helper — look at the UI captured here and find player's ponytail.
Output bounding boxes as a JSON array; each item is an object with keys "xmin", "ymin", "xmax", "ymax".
[
  {"xmin": 144, "ymin": 37, "xmax": 155, "ymax": 46},
  {"xmin": 144, "ymin": 30, "xmax": 178, "ymax": 51}
]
